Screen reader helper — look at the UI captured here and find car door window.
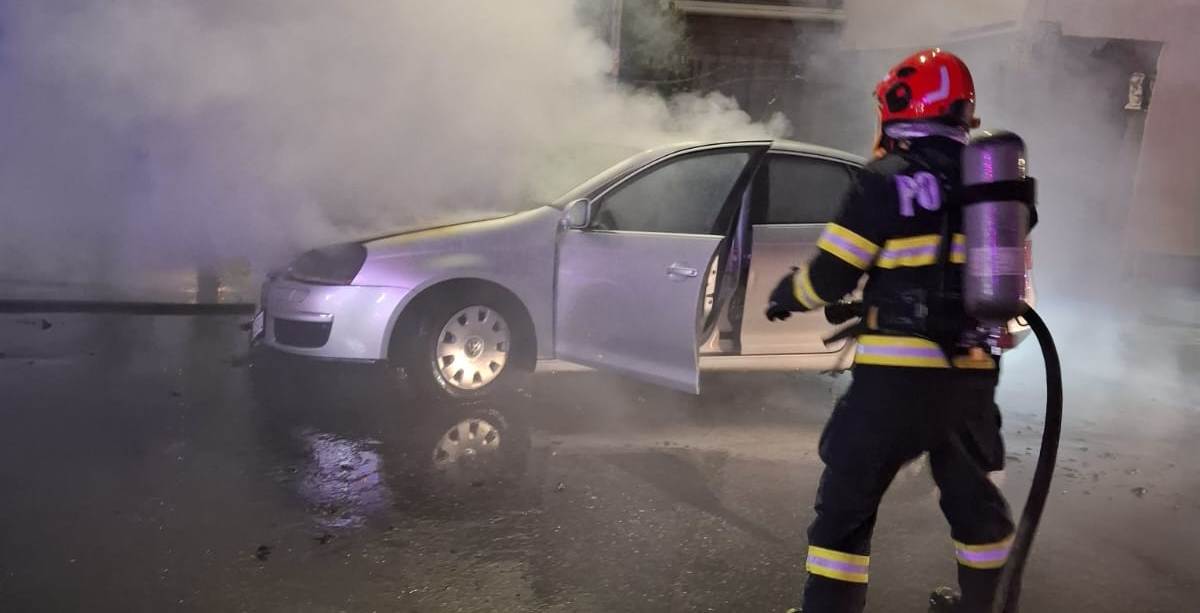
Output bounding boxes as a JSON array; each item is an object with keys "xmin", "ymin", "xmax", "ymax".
[
  {"xmin": 767, "ymin": 156, "xmax": 854, "ymax": 224},
  {"xmin": 595, "ymin": 151, "xmax": 750, "ymax": 235}
]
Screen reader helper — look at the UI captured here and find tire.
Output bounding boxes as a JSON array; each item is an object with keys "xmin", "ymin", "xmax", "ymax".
[{"xmin": 399, "ymin": 288, "xmax": 530, "ymax": 402}]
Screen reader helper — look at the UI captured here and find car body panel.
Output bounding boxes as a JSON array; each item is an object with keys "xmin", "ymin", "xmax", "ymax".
[
  {"xmin": 740, "ymin": 224, "xmax": 847, "ymax": 354},
  {"xmin": 555, "ymin": 229, "xmax": 722, "ymax": 394},
  {"xmin": 261, "ymin": 280, "xmax": 411, "ymax": 360},
  {"xmin": 353, "ymin": 206, "xmax": 562, "ymax": 360},
  {"xmin": 549, "ymin": 142, "xmax": 768, "ymax": 392}
]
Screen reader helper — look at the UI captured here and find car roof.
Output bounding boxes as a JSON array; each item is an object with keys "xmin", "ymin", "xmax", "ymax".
[
  {"xmin": 769, "ymin": 140, "xmax": 866, "ymax": 166},
  {"xmin": 655, "ymin": 139, "xmax": 865, "ymax": 166}
]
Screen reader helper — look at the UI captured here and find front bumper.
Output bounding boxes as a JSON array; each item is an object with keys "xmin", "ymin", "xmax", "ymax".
[{"xmin": 259, "ymin": 277, "xmax": 412, "ymax": 361}]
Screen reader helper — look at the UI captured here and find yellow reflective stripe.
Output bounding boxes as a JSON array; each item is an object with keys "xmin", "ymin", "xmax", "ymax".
[
  {"xmin": 792, "ymin": 267, "xmax": 825, "ymax": 310},
  {"xmin": 818, "ymin": 224, "xmax": 880, "ymax": 270},
  {"xmin": 949, "ymin": 234, "xmax": 967, "ymax": 264},
  {"xmin": 806, "ymin": 561, "xmax": 870, "ymax": 583},
  {"xmin": 859, "ymin": 334, "xmax": 940, "ymax": 348},
  {"xmin": 954, "ymin": 536, "xmax": 1014, "ymax": 570},
  {"xmin": 806, "ymin": 546, "xmax": 870, "ymax": 584},
  {"xmin": 876, "ymin": 234, "xmax": 966, "ymax": 269},
  {"xmin": 808, "ymin": 546, "xmax": 870, "ymax": 565},
  {"xmin": 882, "ymin": 234, "xmax": 941, "ymax": 250},
  {"xmin": 876, "ymin": 255, "xmax": 935, "ymax": 269},
  {"xmin": 952, "ymin": 355, "xmax": 998, "ymax": 369},
  {"xmin": 954, "ymin": 536, "xmax": 1015, "ymax": 552},
  {"xmin": 827, "ymin": 223, "xmax": 881, "ymax": 254},
  {"xmin": 855, "ymin": 352, "xmax": 950, "ymax": 368},
  {"xmin": 854, "ymin": 335, "xmax": 997, "ymax": 370}
]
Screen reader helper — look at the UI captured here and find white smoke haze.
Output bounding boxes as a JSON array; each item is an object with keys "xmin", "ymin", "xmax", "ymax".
[
  {"xmin": 801, "ymin": 8, "xmax": 1150, "ymax": 298},
  {"xmin": 816, "ymin": 4, "xmax": 1197, "ymax": 419},
  {"xmin": 0, "ymin": 1, "xmax": 787, "ymax": 292}
]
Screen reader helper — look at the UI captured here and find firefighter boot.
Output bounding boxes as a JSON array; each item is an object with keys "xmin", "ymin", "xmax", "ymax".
[{"xmin": 928, "ymin": 586, "xmax": 962, "ymax": 612}]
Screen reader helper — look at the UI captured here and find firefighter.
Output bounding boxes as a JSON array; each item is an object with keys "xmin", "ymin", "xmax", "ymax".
[{"xmin": 767, "ymin": 49, "xmax": 1014, "ymax": 613}]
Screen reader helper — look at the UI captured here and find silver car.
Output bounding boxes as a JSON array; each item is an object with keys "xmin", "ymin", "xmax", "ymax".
[{"xmin": 253, "ymin": 139, "xmax": 1029, "ymax": 400}]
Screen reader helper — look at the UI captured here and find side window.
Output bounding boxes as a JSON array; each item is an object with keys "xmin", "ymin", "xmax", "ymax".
[
  {"xmin": 595, "ymin": 151, "xmax": 750, "ymax": 234},
  {"xmin": 766, "ymin": 156, "xmax": 854, "ymax": 224}
]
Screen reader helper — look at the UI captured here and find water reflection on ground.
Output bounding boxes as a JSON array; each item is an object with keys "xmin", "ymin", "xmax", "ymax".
[{"xmin": 296, "ymin": 430, "xmax": 393, "ymax": 528}]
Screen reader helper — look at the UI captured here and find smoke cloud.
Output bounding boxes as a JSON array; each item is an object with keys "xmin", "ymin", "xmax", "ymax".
[
  {"xmin": 788, "ymin": 8, "xmax": 1158, "ymax": 301},
  {"xmin": 799, "ymin": 4, "xmax": 1196, "ymax": 418},
  {"xmin": 0, "ymin": 1, "xmax": 787, "ymax": 293}
]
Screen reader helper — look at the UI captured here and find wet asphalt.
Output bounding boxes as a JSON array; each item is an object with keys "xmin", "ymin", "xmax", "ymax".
[{"xmin": 0, "ymin": 310, "xmax": 1197, "ymax": 612}]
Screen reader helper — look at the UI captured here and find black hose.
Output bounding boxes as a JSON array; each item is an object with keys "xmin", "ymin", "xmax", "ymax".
[{"xmin": 992, "ymin": 305, "xmax": 1063, "ymax": 613}]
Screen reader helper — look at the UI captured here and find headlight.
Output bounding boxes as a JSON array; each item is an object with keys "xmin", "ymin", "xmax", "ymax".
[{"xmin": 287, "ymin": 243, "xmax": 367, "ymax": 285}]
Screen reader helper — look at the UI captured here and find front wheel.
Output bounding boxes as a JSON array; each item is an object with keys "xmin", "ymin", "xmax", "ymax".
[{"xmin": 397, "ymin": 291, "xmax": 530, "ymax": 401}]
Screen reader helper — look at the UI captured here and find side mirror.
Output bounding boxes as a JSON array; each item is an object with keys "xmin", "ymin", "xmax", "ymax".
[{"xmin": 563, "ymin": 198, "xmax": 593, "ymax": 230}]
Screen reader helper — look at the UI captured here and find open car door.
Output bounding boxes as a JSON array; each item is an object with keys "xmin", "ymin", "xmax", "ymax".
[{"xmin": 554, "ymin": 144, "xmax": 767, "ymax": 394}]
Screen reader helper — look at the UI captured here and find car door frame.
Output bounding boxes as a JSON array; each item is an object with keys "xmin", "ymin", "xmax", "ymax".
[
  {"xmin": 735, "ymin": 149, "xmax": 864, "ymax": 356},
  {"xmin": 552, "ymin": 142, "xmax": 770, "ymax": 393}
]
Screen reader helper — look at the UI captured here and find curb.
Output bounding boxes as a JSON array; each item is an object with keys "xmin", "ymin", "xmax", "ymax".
[{"xmin": 0, "ymin": 300, "xmax": 256, "ymax": 316}]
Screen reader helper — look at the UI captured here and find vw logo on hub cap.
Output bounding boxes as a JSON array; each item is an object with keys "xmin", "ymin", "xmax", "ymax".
[{"xmin": 464, "ymin": 337, "xmax": 485, "ymax": 359}]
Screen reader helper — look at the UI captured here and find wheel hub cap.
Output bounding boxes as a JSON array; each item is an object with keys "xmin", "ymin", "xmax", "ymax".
[{"xmin": 435, "ymin": 306, "xmax": 510, "ymax": 391}]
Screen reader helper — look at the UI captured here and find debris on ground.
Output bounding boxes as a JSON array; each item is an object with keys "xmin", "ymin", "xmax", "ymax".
[
  {"xmin": 316, "ymin": 533, "xmax": 335, "ymax": 545},
  {"xmin": 1131, "ymin": 487, "xmax": 1148, "ymax": 498},
  {"xmin": 254, "ymin": 545, "xmax": 272, "ymax": 561},
  {"xmin": 555, "ymin": 481, "xmax": 566, "ymax": 493}
]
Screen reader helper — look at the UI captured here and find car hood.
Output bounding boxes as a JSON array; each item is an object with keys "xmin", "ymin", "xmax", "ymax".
[
  {"xmin": 358, "ymin": 210, "xmax": 520, "ymax": 244},
  {"xmin": 351, "ymin": 205, "xmax": 562, "ymax": 288}
]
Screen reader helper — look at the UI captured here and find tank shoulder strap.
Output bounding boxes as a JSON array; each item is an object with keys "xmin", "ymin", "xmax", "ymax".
[{"xmin": 900, "ymin": 148, "xmax": 968, "ymax": 366}]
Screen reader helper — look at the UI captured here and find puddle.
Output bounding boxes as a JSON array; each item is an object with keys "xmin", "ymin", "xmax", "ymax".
[{"xmin": 296, "ymin": 430, "xmax": 393, "ymax": 528}]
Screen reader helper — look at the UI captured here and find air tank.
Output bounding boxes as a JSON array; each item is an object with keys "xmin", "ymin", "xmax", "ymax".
[{"xmin": 961, "ymin": 132, "xmax": 1032, "ymax": 323}]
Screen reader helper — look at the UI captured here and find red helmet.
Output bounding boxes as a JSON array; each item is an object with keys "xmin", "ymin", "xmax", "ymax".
[{"xmin": 875, "ymin": 48, "xmax": 977, "ymax": 128}]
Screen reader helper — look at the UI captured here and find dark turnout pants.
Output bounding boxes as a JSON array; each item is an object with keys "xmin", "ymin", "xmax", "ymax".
[{"xmin": 801, "ymin": 365, "xmax": 1014, "ymax": 613}]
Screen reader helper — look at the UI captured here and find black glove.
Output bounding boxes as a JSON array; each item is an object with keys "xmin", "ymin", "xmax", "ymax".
[
  {"xmin": 824, "ymin": 301, "xmax": 864, "ymax": 325},
  {"xmin": 766, "ymin": 268, "xmax": 804, "ymax": 322}
]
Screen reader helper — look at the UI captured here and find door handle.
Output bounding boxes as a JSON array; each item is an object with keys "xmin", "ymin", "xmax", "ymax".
[{"xmin": 666, "ymin": 263, "xmax": 699, "ymax": 278}]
